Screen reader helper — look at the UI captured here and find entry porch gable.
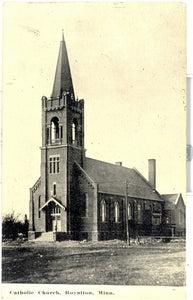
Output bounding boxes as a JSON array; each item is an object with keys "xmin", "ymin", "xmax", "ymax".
[{"xmin": 39, "ymin": 196, "xmax": 66, "ymax": 211}]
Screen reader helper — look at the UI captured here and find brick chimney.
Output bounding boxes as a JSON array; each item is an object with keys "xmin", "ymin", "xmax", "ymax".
[{"xmin": 148, "ymin": 159, "xmax": 156, "ymax": 189}]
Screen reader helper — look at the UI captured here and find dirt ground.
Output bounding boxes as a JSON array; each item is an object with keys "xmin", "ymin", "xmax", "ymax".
[{"xmin": 2, "ymin": 239, "xmax": 186, "ymax": 286}]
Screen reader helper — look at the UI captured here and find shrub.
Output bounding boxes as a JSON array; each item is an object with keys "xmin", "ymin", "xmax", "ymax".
[{"xmin": 2, "ymin": 213, "xmax": 29, "ymax": 241}]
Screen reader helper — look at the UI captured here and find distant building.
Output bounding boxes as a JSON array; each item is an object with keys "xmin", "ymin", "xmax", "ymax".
[
  {"xmin": 162, "ymin": 194, "xmax": 186, "ymax": 237},
  {"xmin": 29, "ymin": 34, "xmax": 186, "ymax": 241}
]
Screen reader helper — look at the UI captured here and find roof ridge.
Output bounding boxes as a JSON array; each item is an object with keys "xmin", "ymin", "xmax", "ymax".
[
  {"xmin": 86, "ymin": 157, "xmax": 132, "ymax": 170},
  {"xmin": 161, "ymin": 193, "xmax": 179, "ymax": 196}
]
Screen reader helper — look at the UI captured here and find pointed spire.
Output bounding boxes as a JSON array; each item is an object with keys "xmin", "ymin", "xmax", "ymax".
[
  {"xmin": 51, "ymin": 32, "xmax": 74, "ymax": 99},
  {"xmin": 62, "ymin": 29, "xmax": 64, "ymax": 42}
]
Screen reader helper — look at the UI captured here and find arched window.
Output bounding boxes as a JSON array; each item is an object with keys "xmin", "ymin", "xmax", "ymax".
[
  {"xmin": 46, "ymin": 127, "xmax": 50, "ymax": 144},
  {"xmin": 72, "ymin": 119, "xmax": 78, "ymax": 144},
  {"xmin": 72, "ymin": 123, "xmax": 76, "ymax": 141},
  {"xmin": 38, "ymin": 196, "xmax": 41, "ymax": 218},
  {"xmin": 128, "ymin": 202, "xmax": 132, "ymax": 220},
  {"xmin": 100, "ymin": 200, "xmax": 106, "ymax": 222},
  {"xmin": 137, "ymin": 203, "xmax": 142, "ymax": 224},
  {"xmin": 51, "ymin": 117, "xmax": 59, "ymax": 142},
  {"xmin": 60, "ymin": 126, "xmax": 63, "ymax": 139},
  {"xmin": 53, "ymin": 183, "xmax": 56, "ymax": 196},
  {"xmin": 114, "ymin": 201, "xmax": 119, "ymax": 223},
  {"xmin": 82, "ymin": 193, "xmax": 88, "ymax": 217}
]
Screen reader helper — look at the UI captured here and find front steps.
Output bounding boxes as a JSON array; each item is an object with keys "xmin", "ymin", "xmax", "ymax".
[
  {"xmin": 34, "ymin": 232, "xmax": 55, "ymax": 242},
  {"xmin": 29, "ymin": 231, "xmax": 72, "ymax": 242}
]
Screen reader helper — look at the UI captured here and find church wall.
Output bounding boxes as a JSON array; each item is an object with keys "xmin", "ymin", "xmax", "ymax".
[
  {"xmin": 71, "ymin": 170, "xmax": 98, "ymax": 241},
  {"xmin": 80, "ymin": 185, "xmax": 97, "ymax": 241},
  {"xmin": 41, "ymin": 146, "xmax": 68, "ymax": 233},
  {"xmin": 30, "ymin": 182, "xmax": 46, "ymax": 234},
  {"xmin": 60, "ymin": 208, "xmax": 67, "ymax": 233},
  {"xmin": 133, "ymin": 198, "xmax": 163, "ymax": 236},
  {"xmin": 29, "ymin": 188, "xmax": 34, "ymax": 232},
  {"xmin": 98, "ymin": 193, "xmax": 126, "ymax": 241},
  {"xmin": 97, "ymin": 193, "xmax": 164, "ymax": 240},
  {"xmin": 46, "ymin": 147, "xmax": 68, "ymax": 205}
]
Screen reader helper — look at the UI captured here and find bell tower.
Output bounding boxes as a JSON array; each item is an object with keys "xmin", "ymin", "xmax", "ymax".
[{"xmin": 40, "ymin": 33, "xmax": 85, "ymax": 236}]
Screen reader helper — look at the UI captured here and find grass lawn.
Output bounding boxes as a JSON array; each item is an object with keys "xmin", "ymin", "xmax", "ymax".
[{"xmin": 2, "ymin": 240, "xmax": 186, "ymax": 286}]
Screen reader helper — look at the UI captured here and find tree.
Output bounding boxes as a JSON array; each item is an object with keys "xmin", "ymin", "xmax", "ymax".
[{"xmin": 2, "ymin": 213, "xmax": 29, "ymax": 241}]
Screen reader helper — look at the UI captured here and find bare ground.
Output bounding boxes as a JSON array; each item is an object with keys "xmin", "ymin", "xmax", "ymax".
[{"xmin": 2, "ymin": 239, "xmax": 186, "ymax": 286}]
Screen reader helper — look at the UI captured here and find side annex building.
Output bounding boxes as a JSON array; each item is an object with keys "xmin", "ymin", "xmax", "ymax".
[{"xmin": 29, "ymin": 35, "xmax": 186, "ymax": 242}]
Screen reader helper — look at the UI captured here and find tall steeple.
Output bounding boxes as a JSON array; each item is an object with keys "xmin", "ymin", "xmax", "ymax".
[{"xmin": 51, "ymin": 32, "xmax": 74, "ymax": 99}]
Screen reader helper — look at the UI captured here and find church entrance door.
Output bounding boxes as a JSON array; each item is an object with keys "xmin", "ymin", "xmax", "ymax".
[
  {"xmin": 51, "ymin": 204, "xmax": 61, "ymax": 232},
  {"xmin": 52, "ymin": 217, "xmax": 61, "ymax": 232}
]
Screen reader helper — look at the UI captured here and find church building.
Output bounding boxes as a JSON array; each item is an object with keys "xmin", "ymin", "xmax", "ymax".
[{"xmin": 29, "ymin": 34, "xmax": 186, "ymax": 241}]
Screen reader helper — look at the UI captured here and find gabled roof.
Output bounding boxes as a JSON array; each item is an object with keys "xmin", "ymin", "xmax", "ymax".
[
  {"xmin": 51, "ymin": 33, "xmax": 74, "ymax": 99},
  {"xmin": 39, "ymin": 196, "xmax": 66, "ymax": 211},
  {"xmin": 162, "ymin": 193, "xmax": 185, "ymax": 209},
  {"xmin": 31, "ymin": 177, "xmax": 41, "ymax": 193},
  {"xmin": 84, "ymin": 157, "xmax": 163, "ymax": 201},
  {"xmin": 162, "ymin": 194, "xmax": 179, "ymax": 204},
  {"xmin": 74, "ymin": 161, "xmax": 95, "ymax": 189}
]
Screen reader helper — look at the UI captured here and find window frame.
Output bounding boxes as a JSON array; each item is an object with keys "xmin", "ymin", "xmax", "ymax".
[
  {"xmin": 51, "ymin": 117, "xmax": 60, "ymax": 142},
  {"xmin": 38, "ymin": 196, "xmax": 41, "ymax": 218},
  {"xmin": 100, "ymin": 200, "xmax": 107, "ymax": 222},
  {"xmin": 53, "ymin": 183, "xmax": 56, "ymax": 196},
  {"xmin": 72, "ymin": 118, "xmax": 78, "ymax": 144},
  {"xmin": 152, "ymin": 215, "xmax": 161, "ymax": 226},
  {"xmin": 137, "ymin": 203, "xmax": 143, "ymax": 224},
  {"xmin": 51, "ymin": 205, "xmax": 61, "ymax": 215},
  {"xmin": 49, "ymin": 155, "xmax": 60, "ymax": 174},
  {"xmin": 128, "ymin": 202, "xmax": 132, "ymax": 220},
  {"xmin": 114, "ymin": 201, "xmax": 120, "ymax": 223}
]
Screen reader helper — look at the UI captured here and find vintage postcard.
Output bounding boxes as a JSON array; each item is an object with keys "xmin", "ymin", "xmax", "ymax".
[{"xmin": 1, "ymin": 1, "xmax": 188, "ymax": 299}]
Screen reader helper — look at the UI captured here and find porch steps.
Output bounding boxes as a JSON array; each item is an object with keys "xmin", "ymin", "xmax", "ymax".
[{"xmin": 35, "ymin": 232, "xmax": 55, "ymax": 242}]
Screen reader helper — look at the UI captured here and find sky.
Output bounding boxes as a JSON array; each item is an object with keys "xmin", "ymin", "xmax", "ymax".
[{"xmin": 2, "ymin": 1, "xmax": 186, "ymax": 218}]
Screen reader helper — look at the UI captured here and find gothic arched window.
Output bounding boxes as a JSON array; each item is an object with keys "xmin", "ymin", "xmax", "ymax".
[
  {"xmin": 51, "ymin": 117, "xmax": 59, "ymax": 142},
  {"xmin": 114, "ymin": 201, "xmax": 119, "ymax": 223},
  {"xmin": 100, "ymin": 200, "xmax": 106, "ymax": 222},
  {"xmin": 72, "ymin": 119, "xmax": 78, "ymax": 144},
  {"xmin": 137, "ymin": 203, "xmax": 142, "ymax": 224},
  {"xmin": 128, "ymin": 202, "xmax": 132, "ymax": 220},
  {"xmin": 46, "ymin": 127, "xmax": 49, "ymax": 144},
  {"xmin": 38, "ymin": 196, "xmax": 41, "ymax": 218}
]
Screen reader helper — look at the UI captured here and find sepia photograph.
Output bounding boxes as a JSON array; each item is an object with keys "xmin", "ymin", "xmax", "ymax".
[{"xmin": 1, "ymin": 1, "xmax": 188, "ymax": 299}]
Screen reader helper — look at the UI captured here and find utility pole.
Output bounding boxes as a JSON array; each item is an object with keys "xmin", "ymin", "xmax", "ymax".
[{"xmin": 125, "ymin": 180, "xmax": 130, "ymax": 245}]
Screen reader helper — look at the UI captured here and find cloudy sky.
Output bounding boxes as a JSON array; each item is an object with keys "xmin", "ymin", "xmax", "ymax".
[{"xmin": 2, "ymin": 2, "xmax": 186, "ymax": 218}]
